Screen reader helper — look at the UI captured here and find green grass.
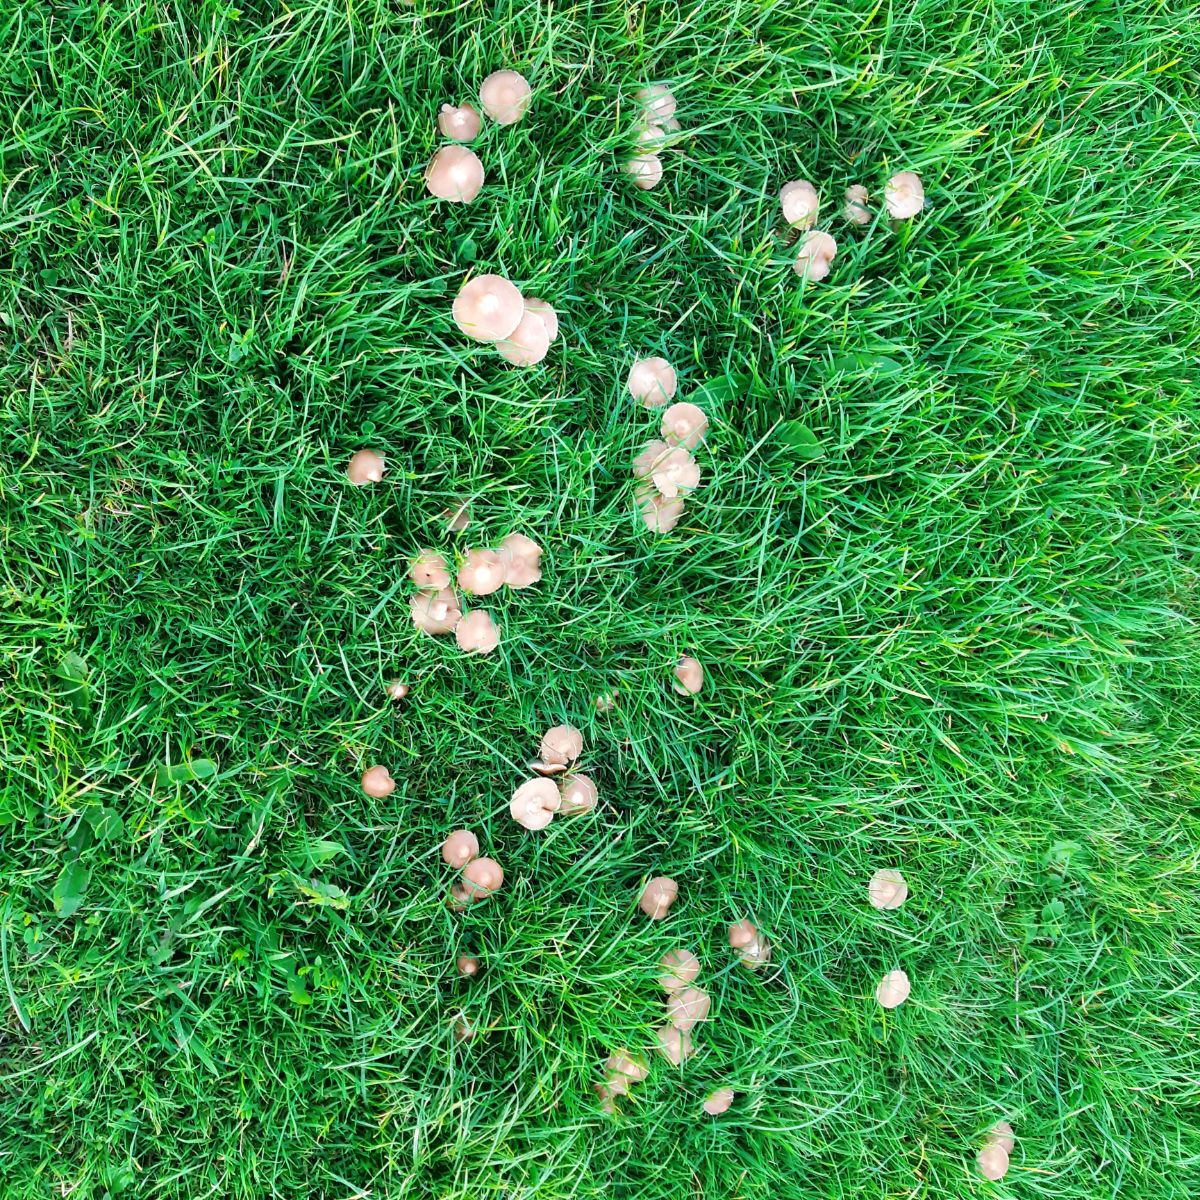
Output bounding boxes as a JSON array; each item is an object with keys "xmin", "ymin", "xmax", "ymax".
[{"xmin": 2, "ymin": 0, "xmax": 1200, "ymax": 1196}]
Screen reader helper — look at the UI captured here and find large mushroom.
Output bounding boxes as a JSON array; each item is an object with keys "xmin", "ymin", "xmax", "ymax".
[
  {"xmin": 452, "ymin": 275, "xmax": 525, "ymax": 342},
  {"xmin": 455, "ymin": 610, "xmax": 500, "ymax": 654},
  {"xmin": 425, "ymin": 145, "xmax": 485, "ymax": 203},
  {"xmin": 885, "ymin": 171, "xmax": 924, "ymax": 219},
  {"xmin": 479, "ymin": 70, "xmax": 531, "ymax": 125},
  {"xmin": 627, "ymin": 357, "xmax": 677, "ymax": 407},
  {"xmin": 639, "ymin": 876, "xmax": 679, "ymax": 920},
  {"xmin": 458, "ymin": 548, "xmax": 506, "ymax": 596},
  {"xmin": 523, "ymin": 298, "xmax": 559, "ymax": 343},
  {"xmin": 510, "ymin": 777, "xmax": 561, "ymax": 831},
  {"xmin": 703, "ymin": 1087, "xmax": 735, "ymax": 1115}
]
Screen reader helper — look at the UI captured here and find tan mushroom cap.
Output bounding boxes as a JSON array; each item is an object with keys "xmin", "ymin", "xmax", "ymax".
[
  {"xmin": 447, "ymin": 880, "xmax": 472, "ymax": 911},
  {"xmin": 844, "ymin": 184, "xmax": 871, "ymax": 225},
  {"xmin": 989, "ymin": 1121, "xmax": 1016, "ymax": 1155},
  {"xmin": 885, "ymin": 170, "xmax": 925, "ymax": 219},
  {"xmin": 651, "ymin": 447, "xmax": 700, "ymax": 499},
  {"xmin": 673, "ymin": 656, "xmax": 704, "ymax": 695},
  {"xmin": 458, "ymin": 548, "xmax": 506, "ymax": 596},
  {"xmin": 728, "ymin": 920, "xmax": 758, "ymax": 949},
  {"xmin": 661, "ymin": 402, "xmax": 708, "ymax": 449},
  {"xmin": 523, "ymin": 298, "xmax": 559, "ymax": 343},
  {"xmin": 410, "ymin": 549, "xmax": 451, "ymax": 589},
  {"xmin": 728, "ymin": 919, "xmax": 771, "ymax": 967},
  {"xmin": 455, "ymin": 609, "xmax": 500, "ymax": 654},
  {"xmin": 438, "ymin": 101, "xmax": 481, "ymax": 142},
  {"xmin": 636, "ymin": 484, "xmax": 685, "ymax": 534},
  {"xmin": 453, "ymin": 1015, "xmax": 476, "ymax": 1042},
  {"xmin": 794, "ymin": 230, "xmax": 837, "ymax": 281},
  {"xmin": 636, "ymin": 84, "xmax": 677, "ymax": 121},
  {"xmin": 510, "ymin": 777, "xmax": 561, "ymax": 831},
  {"xmin": 606, "ymin": 1050, "xmax": 649, "ymax": 1086},
  {"xmin": 462, "ymin": 856, "xmax": 503, "ymax": 898},
  {"xmin": 452, "ymin": 274, "xmax": 525, "ymax": 342},
  {"xmin": 624, "ymin": 153, "xmax": 663, "ymax": 190},
  {"xmin": 499, "ymin": 533, "xmax": 542, "ymax": 589},
  {"xmin": 425, "ymin": 145, "xmax": 485, "ymax": 203},
  {"xmin": 385, "ymin": 679, "xmax": 409, "ymax": 701},
  {"xmin": 703, "ymin": 1087, "xmax": 735, "ymax": 1115},
  {"xmin": 479, "ymin": 69, "xmax": 531, "ymax": 124},
  {"xmin": 497, "ymin": 309, "xmax": 551, "ymax": 366},
  {"xmin": 361, "ymin": 765, "xmax": 395, "ymax": 798},
  {"xmin": 347, "ymin": 449, "xmax": 386, "ymax": 485},
  {"xmin": 875, "ymin": 968, "xmax": 911, "ymax": 1009},
  {"xmin": 410, "ymin": 587, "xmax": 462, "ymax": 635},
  {"xmin": 593, "ymin": 1081, "xmax": 618, "ymax": 1114},
  {"xmin": 633, "ymin": 439, "xmax": 670, "ymax": 479},
  {"xmin": 441, "ymin": 829, "xmax": 479, "ymax": 869},
  {"xmin": 869, "ymin": 868, "xmax": 908, "ymax": 910},
  {"xmin": 627, "ymin": 356, "xmax": 677, "ymax": 407},
  {"xmin": 639, "ymin": 875, "xmax": 679, "ymax": 920},
  {"xmin": 657, "ymin": 948, "xmax": 701, "ymax": 992},
  {"xmin": 780, "ymin": 179, "xmax": 820, "ymax": 229},
  {"xmin": 540, "ymin": 724, "xmax": 583, "ymax": 766},
  {"xmin": 654, "ymin": 1023, "xmax": 695, "ymax": 1066},
  {"xmin": 667, "ymin": 986, "xmax": 710, "ymax": 1032},
  {"xmin": 441, "ymin": 501, "xmax": 471, "ymax": 531},
  {"xmin": 977, "ymin": 1143, "xmax": 1010, "ymax": 1181},
  {"xmin": 456, "ymin": 955, "xmax": 480, "ymax": 978},
  {"xmin": 559, "ymin": 773, "xmax": 598, "ymax": 815}
]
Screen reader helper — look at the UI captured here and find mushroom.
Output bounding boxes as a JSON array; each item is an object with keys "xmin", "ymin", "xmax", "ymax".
[
  {"xmin": 593, "ymin": 1081, "xmax": 618, "ymax": 1114},
  {"xmin": 510, "ymin": 777, "xmax": 560, "ymax": 831},
  {"xmin": 780, "ymin": 180, "xmax": 820, "ymax": 229},
  {"xmin": 497, "ymin": 309, "xmax": 551, "ymax": 366},
  {"xmin": 438, "ymin": 101, "xmax": 481, "ymax": 142},
  {"xmin": 844, "ymin": 184, "xmax": 871, "ymax": 225},
  {"xmin": 441, "ymin": 829, "xmax": 479, "ymax": 869},
  {"xmin": 977, "ymin": 1143, "xmax": 1010, "ymax": 1182},
  {"xmin": 627, "ymin": 356, "xmax": 677, "ymax": 407},
  {"xmin": 410, "ymin": 588, "xmax": 462, "ymax": 635},
  {"xmin": 633, "ymin": 440, "xmax": 670, "ymax": 479},
  {"xmin": 793, "ymin": 230, "xmax": 837, "ymax": 281},
  {"xmin": 875, "ymin": 968, "xmax": 911, "ymax": 1009},
  {"xmin": 559, "ymin": 773, "xmax": 597, "ymax": 815},
  {"xmin": 703, "ymin": 1087, "xmax": 734, "ymax": 1115},
  {"xmin": 347, "ymin": 450, "xmax": 385, "ymax": 485},
  {"xmin": 885, "ymin": 171, "xmax": 924, "ymax": 219},
  {"xmin": 361, "ymin": 765, "xmax": 395, "ymax": 798},
  {"xmin": 462, "ymin": 856, "xmax": 503, "ymax": 899},
  {"xmin": 447, "ymin": 881, "xmax": 472, "ymax": 911},
  {"xmin": 727, "ymin": 919, "xmax": 771, "ymax": 968},
  {"xmin": 624, "ymin": 153, "xmax": 663, "ymax": 190},
  {"xmin": 523, "ymin": 298, "xmax": 559, "ymax": 343},
  {"xmin": 499, "ymin": 533, "xmax": 542, "ymax": 589},
  {"xmin": 639, "ymin": 876, "xmax": 679, "ymax": 920},
  {"xmin": 636, "ymin": 485, "xmax": 685, "ymax": 534},
  {"xmin": 458, "ymin": 548, "xmax": 506, "ymax": 596},
  {"xmin": 479, "ymin": 70, "xmax": 531, "ymax": 125},
  {"xmin": 410, "ymin": 550, "xmax": 451, "ymax": 589},
  {"xmin": 441, "ymin": 501, "xmax": 471, "ymax": 531},
  {"xmin": 456, "ymin": 955, "xmax": 480, "ymax": 978},
  {"xmin": 424, "ymin": 145, "xmax": 485, "ymax": 203},
  {"xmin": 650, "ymin": 447, "xmax": 700, "ymax": 498},
  {"xmin": 385, "ymin": 679, "xmax": 409, "ymax": 701},
  {"xmin": 654, "ymin": 1024, "xmax": 695, "ymax": 1066},
  {"xmin": 657, "ymin": 948, "xmax": 701, "ymax": 993},
  {"xmin": 661, "ymin": 402, "xmax": 708, "ymax": 449},
  {"xmin": 453, "ymin": 1016, "xmax": 475, "ymax": 1042},
  {"xmin": 594, "ymin": 690, "xmax": 617, "ymax": 712},
  {"xmin": 989, "ymin": 1121, "xmax": 1016, "ymax": 1155},
  {"xmin": 452, "ymin": 275, "xmax": 525, "ymax": 342},
  {"xmin": 455, "ymin": 610, "xmax": 500, "ymax": 654},
  {"xmin": 604, "ymin": 1050, "xmax": 649, "ymax": 1095},
  {"xmin": 539, "ymin": 725, "xmax": 583, "ymax": 767},
  {"xmin": 673, "ymin": 656, "xmax": 704, "ymax": 695},
  {"xmin": 868, "ymin": 868, "xmax": 908, "ymax": 910},
  {"xmin": 636, "ymin": 84, "xmax": 676, "ymax": 121}
]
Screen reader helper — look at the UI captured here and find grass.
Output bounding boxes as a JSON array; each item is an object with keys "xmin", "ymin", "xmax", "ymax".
[{"xmin": 2, "ymin": 0, "xmax": 1199, "ymax": 1196}]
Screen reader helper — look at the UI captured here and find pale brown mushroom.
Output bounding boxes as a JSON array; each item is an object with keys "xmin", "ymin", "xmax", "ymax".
[
  {"xmin": 347, "ymin": 449, "xmax": 386, "ymax": 485},
  {"xmin": 456, "ymin": 955, "xmax": 480, "ymax": 978},
  {"xmin": 510, "ymin": 777, "xmax": 560, "ymax": 831},
  {"xmin": 594, "ymin": 690, "xmax": 618, "ymax": 712},
  {"xmin": 989, "ymin": 1121, "xmax": 1016, "ymax": 1155},
  {"xmin": 441, "ymin": 501, "xmax": 471, "ymax": 532},
  {"xmin": 780, "ymin": 179, "xmax": 820, "ymax": 229},
  {"xmin": 559, "ymin": 773, "xmax": 597, "ymax": 815},
  {"xmin": 410, "ymin": 587, "xmax": 462, "ymax": 635},
  {"xmin": 844, "ymin": 184, "xmax": 871, "ymax": 225},
  {"xmin": 497, "ymin": 309, "xmax": 551, "ymax": 366},
  {"xmin": 639, "ymin": 876, "xmax": 679, "ymax": 920},
  {"xmin": 885, "ymin": 171, "xmax": 925, "ymax": 219},
  {"xmin": 447, "ymin": 881, "xmax": 472, "ymax": 911},
  {"xmin": 594, "ymin": 1081, "xmax": 618, "ymax": 1114},
  {"xmin": 539, "ymin": 724, "xmax": 583, "ymax": 767},
  {"xmin": 868, "ymin": 868, "xmax": 908, "ymax": 910},
  {"xmin": 438, "ymin": 102, "xmax": 481, "ymax": 142},
  {"xmin": 462, "ymin": 856, "xmax": 503, "ymax": 899},
  {"xmin": 673, "ymin": 656, "xmax": 704, "ymax": 695},
  {"xmin": 458, "ymin": 548, "xmax": 506, "ymax": 596},
  {"xmin": 636, "ymin": 84, "xmax": 677, "ymax": 121},
  {"xmin": 441, "ymin": 829, "xmax": 479, "ymax": 869},
  {"xmin": 499, "ymin": 533, "xmax": 542, "ymax": 589},
  {"xmin": 727, "ymin": 919, "xmax": 771, "ymax": 968},
  {"xmin": 453, "ymin": 1015, "xmax": 476, "ymax": 1042},
  {"xmin": 667, "ymin": 986, "xmax": 710, "ymax": 1032},
  {"xmin": 361, "ymin": 765, "xmax": 395, "ymax": 798},
  {"xmin": 650, "ymin": 447, "xmax": 700, "ymax": 499},
  {"xmin": 875, "ymin": 968, "xmax": 911, "ymax": 1009},
  {"xmin": 604, "ymin": 1050, "xmax": 649, "ymax": 1095},
  {"xmin": 657, "ymin": 948, "xmax": 701, "ymax": 992},
  {"xmin": 424, "ymin": 145, "xmax": 485, "ymax": 203},
  {"xmin": 661, "ymin": 402, "xmax": 708, "ymax": 449},
  {"xmin": 455, "ymin": 610, "xmax": 500, "ymax": 654},
  {"xmin": 793, "ymin": 230, "xmax": 837, "ymax": 281},
  {"xmin": 654, "ymin": 1023, "xmax": 695, "ymax": 1066},
  {"xmin": 452, "ymin": 275, "xmax": 525, "ymax": 342},
  {"xmin": 633, "ymin": 439, "xmax": 670, "ymax": 479},
  {"xmin": 410, "ymin": 550, "xmax": 451, "ymax": 589},
  {"xmin": 523, "ymin": 298, "xmax": 559, "ymax": 343},
  {"xmin": 479, "ymin": 70, "xmax": 531, "ymax": 125},
  {"xmin": 624, "ymin": 153, "xmax": 663, "ymax": 190},
  {"xmin": 703, "ymin": 1087, "xmax": 735, "ymax": 1115},
  {"xmin": 385, "ymin": 679, "xmax": 409, "ymax": 701},
  {"xmin": 977, "ymin": 1143, "xmax": 1010, "ymax": 1182},
  {"xmin": 627, "ymin": 356, "xmax": 677, "ymax": 407},
  {"xmin": 636, "ymin": 484, "xmax": 685, "ymax": 534}
]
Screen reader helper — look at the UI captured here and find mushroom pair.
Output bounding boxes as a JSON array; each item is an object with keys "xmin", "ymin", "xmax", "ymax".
[
  {"xmin": 624, "ymin": 84, "xmax": 681, "ymax": 191},
  {"xmin": 456, "ymin": 535, "xmax": 543, "ymax": 594},
  {"xmin": 728, "ymin": 919, "xmax": 771, "ymax": 969},
  {"xmin": 839, "ymin": 171, "xmax": 925, "ymax": 225},
  {"xmin": 777, "ymin": 180, "xmax": 837, "ymax": 281},
  {"xmin": 977, "ymin": 1121, "xmax": 1015, "ymax": 1181},
  {"xmin": 509, "ymin": 725, "xmax": 597, "ymax": 830},
  {"xmin": 594, "ymin": 1049, "xmax": 649, "ymax": 1112},
  {"xmin": 440, "ymin": 829, "xmax": 504, "ymax": 909},
  {"xmin": 452, "ymin": 274, "xmax": 560, "ymax": 366}
]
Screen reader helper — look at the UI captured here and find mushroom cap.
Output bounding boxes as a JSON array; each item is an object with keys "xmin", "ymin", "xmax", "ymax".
[
  {"xmin": 639, "ymin": 875, "xmax": 679, "ymax": 920},
  {"xmin": 453, "ymin": 1015, "xmax": 476, "ymax": 1042},
  {"xmin": 559, "ymin": 772, "xmax": 598, "ymax": 815},
  {"xmin": 452, "ymin": 275, "xmax": 525, "ymax": 342},
  {"xmin": 455, "ymin": 609, "xmax": 500, "ymax": 654},
  {"xmin": 502, "ymin": 556, "xmax": 542, "ymax": 589},
  {"xmin": 793, "ymin": 230, "xmax": 837, "ymax": 281},
  {"xmin": 438, "ymin": 101, "xmax": 481, "ymax": 141},
  {"xmin": 347, "ymin": 449, "xmax": 386, "ymax": 485},
  {"xmin": 410, "ymin": 549, "xmax": 451, "ymax": 589},
  {"xmin": 447, "ymin": 881, "xmax": 473, "ymax": 911},
  {"xmin": 633, "ymin": 440, "xmax": 670, "ymax": 479},
  {"xmin": 593, "ymin": 1081, "xmax": 618, "ymax": 1113},
  {"xmin": 736, "ymin": 935, "xmax": 772, "ymax": 969},
  {"xmin": 385, "ymin": 679, "xmax": 409, "ymax": 701},
  {"xmin": 666, "ymin": 986, "xmax": 710, "ymax": 1032},
  {"xmin": 605, "ymin": 1050, "xmax": 649, "ymax": 1084},
  {"xmin": 654, "ymin": 1023, "xmax": 695, "ymax": 1066},
  {"xmin": 636, "ymin": 484, "xmax": 685, "ymax": 534},
  {"xmin": 479, "ymin": 69, "xmax": 531, "ymax": 124},
  {"xmin": 875, "ymin": 968, "xmax": 911, "ymax": 1009},
  {"xmin": 885, "ymin": 171, "xmax": 925, "ymax": 219},
  {"xmin": 977, "ymin": 1143, "xmax": 1010, "ymax": 1181},
  {"xmin": 594, "ymin": 690, "xmax": 618, "ymax": 712},
  {"xmin": 780, "ymin": 179, "xmax": 820, "ymax": 228},
  {"xmin": 499, "ymin": 533, "xmax": 543, "ymax": 588},
  {"xmin": 410, "ymin": 587, "xmax": 462, "ymax": 635},
  {"xmin": 657, "ymin": 948, "xmax": 701, "ymax": 992},
  {"xmin": 636, "ymin": 84, "xmax": 677, "ymax": 121},
  {"xmin": 523, "ymin": 298, "xmax": 559, "ymax": 343},
  {"xmin": 661, "ymin": 402, "xmax": 708, "ymax": 449},
  {"xmin": 650, "ymin": 447, "xmax": 700, "ymax": 499},
  {"xmin": 361, "ymin": 765, "xmax": 395, "ymax": 798},
  {"xmin": 510, "ymin": 777, "xmax": 561, "ymax": 830},
  {"xmin": 424, "ymin": 145, "xmax": 485, "ymax": 203},
  {"xmin": 627, "ymin": 356, "xmax": 677, "ymax": 407},
  {"xmin": 844, "ymin": 184, "xmax": 871, "ymax": 225},
  {"xmin": 497, "ymin": 308, "xmax": 552, "ymax": 366},
  {"xmin": 703, "ymin": 1087, "xmax": 735, "ymax": 1115},
  {"xmin": 458, "ymin": 548, "xmax": 506, "ymax": 596},
  {"xmin": 673, "ymin": 656, "xmax": 704, "ymax": 695},
  {"xmin": 624, "ymin": 153, "xmax": 663, "ymax": 190},
  {"xmin": 456, "ymin": 954, "xmax": 480, "ymax": 978},
  {"xmin": 462, "ymin": 856, "xmax": 503, "ymax": 897},
  {"xmin": 441, "ymin": 829, "xmax": 479, "ymax": 868},
  {"xmin": 728, "ymin": 919, "xmax": 758, "ymax": 949},
  {"xmin": 540, "ymin": 724, "xmax": 583, "ymax": 766},
  {"xmin": 441, "ymin": 502, "xmax": 471, "ymax": 531},
  {"xmin": 989, "ymin": 1121, "xmax": 1016, "ymax": 1155},
  {"xmin": 868, "ymin": 868, "xmax": 908, "ymax": 910}
]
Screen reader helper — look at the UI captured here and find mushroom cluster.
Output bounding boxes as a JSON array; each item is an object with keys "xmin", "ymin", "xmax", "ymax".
[
  {"xmin": 594, "ymin": 1049, "xmax": 650, "ymax": 1113},
  {"xmin": 977, "ymin": 1121, "xmax": 1015, "ymax": 1181},
  {"xmin": 728, "ymin": 919, "xmax": 772, "ymax": 969},
  {"xmin": 452, "ymin": 274, "xmax": 560, "ymax": 367},
  {"xmin": 441, "ymin": 828, "xmax": 504, "ymax": 910},
  {"xmin": 509, "ymin": 724, "xmax": 598, "ymax": 830},
  {"xmin": 624, "ymin": 84, "xmax": 683, "ymax": 191},
  {"xmin": 654, "ymin": 946, "xmax": 711, "ymax": 1067},
  {"xmin": 630, "ymin": 370, "xmax": 710, "ymax": 533}
]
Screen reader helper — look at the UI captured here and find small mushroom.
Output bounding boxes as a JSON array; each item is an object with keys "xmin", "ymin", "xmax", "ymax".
[
  {"xmin": 636, "ymin": 84, "xmax": 676, "ymax": 121},
  {"xmin": 410, "ymin": 550, "xmax": 451, "ymax": 589},
  {"xmin": 452, "ymin": 274, "xmax": 525, "ymax": 342},
  {"xmin": 455, "ymin": 610, "xmax": 500, "ymax": 654},
  {"xmin": 438, "ymin": 101, "xmax": 481, "ymax": 142},
  {"xmin": 458, "ymin": 548, "xmax": 506, "ymax": 596},
  {"xmin": 441, "ymin": 501, "xmax": 471, "ymax": 532},
  {"xmin": 868, "ymin": 868, "xmax": 908, "ymax": 910},
  {"xmin": 624, "ymin": 153, "xmax": 663, "ymax": 190},
  {"xmin": 497, "ymin": 309, "xmax": 551, "ymax": 366},
  {"xmin": 885, "ymin": 171, "xmax": 924, "ymax": 219},
  {"xmin": 593, "ymin": 1081, "xmax": 618, "ymax": 1114},
  {"xmin": 523, "ymin": 298, "xmax": 559, "ymax": 343},
  {"xmin": 627, "ymin": 356, "xmax": 677, "ymax": 407},
  {"xmin": 654, "ymin": 1023, "xmax": 695, "ymax": 1066},
  {"xmin": 673, "ymin": 656, "xmax": 704, "ymax": 695},
  {"xmin": 703, "ymin": 1087, "xmax": 734, "ymax": 1116},
  {"xmin": 347, "ymin": 450, "xmax": 385, "ymax": 485},
  {"xmin": 875, "ymin": 968, "xmax": 911, "ymax": 1009},
  {"xmin": 988, "ymin": 1121, "xmax": 1016, "ymax": 1155},
  {"xmin": 657, "ymin": 948, "xmax": 701, "ymax": 992},
  {"xmin": 510, "ymin": 777, "xmax": 561, "ymax": 831},
  {"xmin": 780, "ymin": 180, "xmax": 819, "ymax": 229},
  {"xmin": 636, "ymin": 484, "xmax": 685, "ymax": 534},
  {"xmin": 977, "ymin": 1143, "xmax": 1010, "ymax": 1182},
  {"xmin": 361, "ymin": 765, "xmax": 395, "ymax": 798},
  {"xmin": 727, "ymin": 919, "xmax": 771, "ymax": 968},
  {"xmin": 844, "ymin": 184, "xmax": 871, "ymax": 225},
  {"xmin": 594, "ymin": 690, "xmax": 618, "ymax": 712},
  {"xmin": 605, "ymin": 1050, "xmax": 649, "ymax": 1093},
  {"xmin": 499, "ymin": 533, "xmax": 542, "ymax": 589},
  {"xmin": 441, "ymin": 829, "xmax": 479, "ymax": 869},
  {"xmin": 456, "ymin": 955, "xmax": 480, "ymax": 978},
  {"xmin": 633, "ymin": 440, "xmax": 670, "ymax": 479},
  {"xmin": 453, "ymin": 1015, "xmax": 476, "ymax": 1042},
  {"xmin": 479, "ymin": 70, "xmax": 531, "ymax": 125},
  {"xmin": 385, "ymin": 679, "xmax": 409, "ymax": 701},
  {"xmin": 650, "ymin": 447, "xmax": 700, "ymax": 498},
  {"xmin": 539, "ymin": 725, "xmax": 582, "ymax": 767},
  {"xmin": 661, "ymin": 402, "xmax": 708, "ymax": 449},
  {"xmin": 424, "ymin": 145, "xmax": 485, "ymax": 203},
  {"xmin": 462, "ymin": 856, "xmax": 503, "ymax": 899},
  {"xmin": 639, "ymin": 876, "xmax": 679, "ymax": 920},
  {"xmin": 793, "ymin": 230, "xmax": 837, "ymax": 281},
  {"xmin": 410, "ymin": 587, "xmax": 462, "ymax": 635},
  {"xmin": 559, "ymin": 773, "xmax": 597, "ymax": 814}
]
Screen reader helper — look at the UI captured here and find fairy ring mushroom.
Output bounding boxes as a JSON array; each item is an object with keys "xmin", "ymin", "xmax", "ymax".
[
  {"xmin": 654, "ymin": 1024, "xmax": 695, "ymax": 1066},
  {"xmin": 499, "ymin": 533, "xmax": 542, "ymax": 588},
  {"xmin": 627, "ymin": 356, "xmax": 677, "ymax": 407},
  {"xmin": 347, "ymin": 450, "xmax": 385, "ymax": 485},
  {"xmin": 410, "ymin": 587, "xmax": 462, "ymax": 635},
  {"xmin": 539, "ymin": 724, "xmax": 582, "ymax": 768},
  {"xmin": 441, "ymin": 501, "xmax": 471, "ymax": 531},
  {"xmin": 497, "ymin": 309, "xmax": 552, "ymax": 366},
  {"xmin": 989, "ymin": 1122, "xmax": 1016, "ymax": 1155},
  {"xmin": 438, "ymin": 102, "xmax": 481, "ymax": 142},
  {"xmin": 455, "ymin": 610, "xmax": 500, "ymax": 654},
  {"xmin": 844, "ymin": 184, "xmax": 871, "ymax": 225},
  {"xmin": 780, "ymin": 180, "xmax": 819, "ymax": 229},
  {"xmin": 673, "ymin": 656, "xmax": 704, "ymax": 695},
  {"xmin": 385, "ymin": 679, "xmax": 409, "ymax": 701},
  {"xmin": 510, "ymin": 777, "xmax": 560, "ymax": 831},
  {"xmin": 650, "ymin": 447, "xmax": 700, "ymax": 498},
  {"xmin": 458, "ymin": 548, "xmax": 506, "ymax": 596},
  {"xmin": 633, "ymin": 440, "xmax": 670, "ymax": 479},
  {"xmin": 624, "ymin": 153, "xmax": 663, "ymax": 190},
  {"xmin": 727, "ymin": 919, "xmax": 771, "ymax": 968},
  {"xmin": 410, "ymin": 550, "xmax": 451, "ymax": 589},
  {"xmin": 661, "ymin": 402, "xmax": 708, "ymax": 449},
  {"xmin": 441, "ymin": 829, "xmax": 479, "ymax": 869},
  {"xmin": 793, "ymin": 230, "xmax": 837, "ymax": 281},
  {"xmin": 522, "ymin": 298, "xmax": 559, "ymax": 343},
  {"xmin": 639, "ymin": 875, "xmax": 679, "ymax": 920},
  {"xmin": 452, "ymin": 275, "xmax": 525, "ymax": 342},
  {"xmin": 361, "ymin": 765, "xmax": 395, "ymax": 798},
  {"xmin": 462, "ymin": 856, "xmax": 503, "ymax": 900},
  {"xmin": 885, "ymin": 171, "xmax": 924, "ymax": 219},
  {"xmin": 875, "ymin": 968, "xmax": 911, "ymax": 1009},
  {"xmin": 558, "ymin": 773, "xmax": 597, "ymax": 815},
  {"xmin": 479, "ymin": 70, "xmax": 531, "ymax": 125},
  {"xmin": 977, "ymin": 1143, "xmax": 1010, "ymax": 1182},
  {"xmin": 657, "ymin": 948, "xmax": 701, "ymax": 993},
  {"xmin": 424, "ymin": 145, "xmax": 485, "ymax": 203},
  {"xmin": 703, "ymin": 1087, "xmax": 734, "ymax": 1115},
  {"xmin": 604, "ymin": 1050, "xmax": 649, "ymax": 1096},
  {"xmin": 636, "ymin": 485, "xmax": 685, "ymax": 534},
  {"xmin": 456, "ymin": 955, "xmax": 480, "ymax": 978},
  {"xmin": 868, "ymin": 868, "xmax": 908, "ymax": 910},
  {"xmin": 636, "ymin": 84, "xmax": 676, "ymax": 121}
]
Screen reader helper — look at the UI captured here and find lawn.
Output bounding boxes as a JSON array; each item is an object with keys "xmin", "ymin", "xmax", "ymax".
[{"xmin": 2, "ymin": 0, "xmax": 1199, "ymax": 1197}]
